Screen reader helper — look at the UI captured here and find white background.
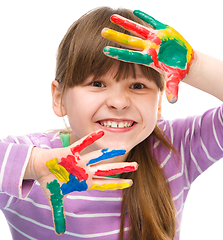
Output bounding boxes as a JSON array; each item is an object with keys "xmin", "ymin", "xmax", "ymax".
[{"xmin": 0, "ymin": 0, "xmax": 223, "ymax": 239}]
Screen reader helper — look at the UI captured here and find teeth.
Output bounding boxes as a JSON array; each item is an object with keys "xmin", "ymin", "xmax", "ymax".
[
  {"xmin": 99, "ymin": 120, "xmax": 134, "ymax": 128},
  {"xmin": 111, "ymin": 122, "xmax": 118, "ymax": 128}
]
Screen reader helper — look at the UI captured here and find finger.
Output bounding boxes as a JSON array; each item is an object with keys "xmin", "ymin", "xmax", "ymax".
[
  {"xmin": 70, "ymin": 130, "xmax": 104, "ymax": 154},
  {"xmin": 111, "ymin": 14, "xmax": 151, "ymax": 39},
  {"xmin": 86, "ymin": 148, "xmax": 126, "ymax": 166},
  {"xmin": 133, "ymin": 10, "xmax": 168, "ymax": 31},
  {"xmin": 102, "ymin": 28, "xmax": 145, "ymax": 50},
  {"xmin": 103, "ymin": 46, "xmax": 153, "ymax": 66},
  {"xmin": 111, "ymin": 14, "xmax": 161, "ymax": 45},
  {"xmin": 90, "ymin": 178, "xmax": 133, "ymax": 191},
  {"xmin": 165, "ymin": 75, "xmax": 181, "ymax": 103},
  {"xmin": 93, "ymin": 162, "xmax": 138, "ymax": 177},
  {"xmin": 46, "ymin": 180, "xmax": 66, "ymax": 235}
]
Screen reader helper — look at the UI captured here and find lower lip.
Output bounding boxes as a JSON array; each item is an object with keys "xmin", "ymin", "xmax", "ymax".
[{"xmin": 96, "ymin": 122, "xmax": 137, "ymax": 133}]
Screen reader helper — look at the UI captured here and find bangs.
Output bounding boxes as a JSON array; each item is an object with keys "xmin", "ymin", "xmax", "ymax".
[{"xmin": 56, "ymin": 7, "xmax": 165, "ymax": 92}]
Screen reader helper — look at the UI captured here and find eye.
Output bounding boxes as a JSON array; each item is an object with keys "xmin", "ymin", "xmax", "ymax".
[
  {"xmin": 130, "ymin": 83, "xmax": 146, "ymax": 89},
  {"xmin": 90, "ymin": 81, "xmax": 105, "ymax": 88}
]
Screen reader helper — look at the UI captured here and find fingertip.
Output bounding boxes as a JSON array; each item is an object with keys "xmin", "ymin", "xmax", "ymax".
[
  {"xmin": 101, "ymin": 28, "xmax": 109, "ymax": 37},
  {"xmin": 103, "ymin": 46, "xmax": 110, "ymax": 53},
  {"xmin": 95, "ymin": 130, "xmax": 105, "ymax": 137},
  {"xmin": 134, "ymin": 162, "xmax": 139, "ymax": 170},
  {"xmin": 125, "ymin": 180, "xmax": 133, "ymax": 189},
  {"xmin": 133, "ymin": 10, "xmax": 141, "ymax": 15},
  {"xmin": 54, "ymin": 218, "xmax": 66, "ymax": 235},
  {"xmin": 110, "ymin": 14, "xmax": 120, "ymax": 23},
  {"xmin": 133, "ymin": 10, "xmax": 145, "ymax": 18},
  {"xmin": 167, "ymin": 93, "xmax": 178, "ymax": 104}
]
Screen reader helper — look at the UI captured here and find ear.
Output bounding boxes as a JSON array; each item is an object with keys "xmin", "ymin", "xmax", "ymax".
[
  {"xmin": 157, "ymin": 91, "xmax": 163, "ymax": 119},
  {"xmin": 51, "ymin": 80, "xmax": 66, "ymax": 117}
]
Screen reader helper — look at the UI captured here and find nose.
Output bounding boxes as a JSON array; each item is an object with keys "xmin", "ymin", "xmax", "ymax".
[{"xmin": 106, "ymin": 89, "xmax": 131, "ymax": 111}]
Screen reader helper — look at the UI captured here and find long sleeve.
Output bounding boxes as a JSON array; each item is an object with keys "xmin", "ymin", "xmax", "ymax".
[
  {"xmin": 0, "ymin": 131, "xmax": 63, "ymax": 202},
  {"xmin": 0, "ymin": 136, "xmax": 34, "ymax": 199},
  {"xmin": 171, "ymin": 104, "xmax": 223, "ymax": 184},
  {"xmin": 155, "ymin": 104, "xmax": 223, "ymax": 238}
]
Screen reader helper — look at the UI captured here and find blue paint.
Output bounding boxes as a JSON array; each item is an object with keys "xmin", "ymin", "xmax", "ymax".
[
  {"xmin": 60, "ymin": 174, "xmax": 88, "ymax": 194},
  {"xmin": 86, "ymin": 149, "xmax": 126, "ymax": 166}
]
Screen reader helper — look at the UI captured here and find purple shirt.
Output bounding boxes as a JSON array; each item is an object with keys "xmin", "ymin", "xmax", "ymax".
[{"xmin": 0, "ymin": 105, "xmax": 223, "ymax": 239}]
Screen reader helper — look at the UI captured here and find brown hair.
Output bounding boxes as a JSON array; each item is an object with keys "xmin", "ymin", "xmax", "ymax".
[{"xmin": 55, "ymin": 7, "xmax": 176, "ymax": 240}]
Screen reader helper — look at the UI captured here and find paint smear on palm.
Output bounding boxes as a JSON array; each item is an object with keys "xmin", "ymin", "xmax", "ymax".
[
  {"xmin": 157, "ymin": 26, "xmax": 194, "ymax": 64},
  {"xmin": 46, "ymin": 158, "xmax": 69, "ymax": 183}
]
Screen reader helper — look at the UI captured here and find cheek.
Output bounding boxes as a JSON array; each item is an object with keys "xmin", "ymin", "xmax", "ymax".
[
  {"xmin": 63, "ymin": 91, "xmax": 88, "ymax": 130},
  {"xmin": 139, "ymin": 95, "xmax": 159, "ymax": 134}
]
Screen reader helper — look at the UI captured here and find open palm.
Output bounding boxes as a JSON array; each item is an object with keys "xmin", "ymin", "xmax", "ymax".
[
  {"xmin": 102, "ymin": 10, "xmax": 194, "ymax": 103},
  {"xmin": 33, "ymin": 131, "xmax": 137, "ymax": 235}
]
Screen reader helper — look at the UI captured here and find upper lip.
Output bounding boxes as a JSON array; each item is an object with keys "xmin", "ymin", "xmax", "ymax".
[
  {"xmin": 98, "ymin": 118, "xmax": 135, "ymax": 122},
  {"xmin": 97, "ymin": 118, "xmax": 136, "ymax": 123}
]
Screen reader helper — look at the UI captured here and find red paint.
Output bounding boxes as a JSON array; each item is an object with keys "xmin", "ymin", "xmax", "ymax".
[
  {"xmin": 159, "ymin": 62, "xmax": 189, "ymax": 101},
  {"xmin": 59, "ymin": 155, "xmax": 88, "ymax": 181},
  {"xmin": 110, "ymin": 15, "xmax": 161, "ymax": 45},
  {"xmin": 148, "ymin": 48, "xmax": 159, "ymax": 67},
  {"xmin": 71, "ymin": 131, "xmax": 104, "ymax": 154},
  {"xmin": 94, "ymin": 165, "xmax": 137, "ymax": 177}
]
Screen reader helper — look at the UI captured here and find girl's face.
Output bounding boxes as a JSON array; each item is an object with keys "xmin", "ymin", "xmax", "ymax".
[{"xmin": 53, "ymin": 64, "xmax": 160, "ymax": 160}]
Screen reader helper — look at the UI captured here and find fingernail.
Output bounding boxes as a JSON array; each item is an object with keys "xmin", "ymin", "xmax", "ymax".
[{"xmin": 168, "ymin": 94, "xmax": 178, "ymax": 103}]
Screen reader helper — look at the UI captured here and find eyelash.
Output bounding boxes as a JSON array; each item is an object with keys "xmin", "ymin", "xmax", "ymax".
[
  {"xmin": 130, "ymin": 83, "xmax": 147, "ymax": 89},
  {"xmin": 90, "ymin": 81, "xmax": 147, "ymax": 90},
  {"xmin": 90, "ymin": 81, "xmax": 105, "ymax": 88}
]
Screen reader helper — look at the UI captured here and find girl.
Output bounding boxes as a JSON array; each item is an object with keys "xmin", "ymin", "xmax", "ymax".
[{"xmin": 1, "ymin": 6, "xmax": 223, "ymax": 240}]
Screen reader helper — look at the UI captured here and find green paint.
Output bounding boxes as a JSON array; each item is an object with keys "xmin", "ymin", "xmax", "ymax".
[
  {"xmin": 103, "ymin": 47, "xmax": 153, "ymax": 66},
  {"xmin": 47, "ymin": 180, "xmax": 66, "ymax": 235},
  {"xmin": 60, "ymin": 133, "xmax": 70, "ymax": 147},
  {"xmin": 158, "ymin": 40, "xmax": 187, "ymax": 69},
  {"xmin": 133, "ymin": 10, "xmax": 168, "ymax": 30}
]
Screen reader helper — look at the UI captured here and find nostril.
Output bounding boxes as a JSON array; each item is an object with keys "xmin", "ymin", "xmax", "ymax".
[{"xmin": 106, "ymin": 94, "xmax": 131, "ymax": 110}]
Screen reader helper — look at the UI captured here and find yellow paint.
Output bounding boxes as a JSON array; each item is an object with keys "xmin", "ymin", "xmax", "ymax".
[
  {"xmin": 144, "ymin": 39, "xmax": 159, "ymax": 51},
  {"xmin": 167, "ymin": 93, "xmax": 174, "ymax": 102},
  {"xmin": 89, "ymin": 182, "xmax": 131, "ymax": 191},
  {"xmin": 102, "ymin": 28, "xmax": 145, "ymax": 50},
  {"xmin": 46, "ymin": 158, "xmax": 69, "ymax": 183}
]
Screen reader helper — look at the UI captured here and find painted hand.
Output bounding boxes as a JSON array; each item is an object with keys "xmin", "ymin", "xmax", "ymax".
[
  {"xmin": 45, "ymin": 131, "xmax": 138, "ymax": 235},
  {"xmin": 102, "ymin": 10, "xmax": 194, "ymax": 103}
]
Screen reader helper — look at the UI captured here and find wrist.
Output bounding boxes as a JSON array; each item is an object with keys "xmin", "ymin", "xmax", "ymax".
[
  {"xmin": 24, "ymin": 147, "xmax": 39, "ymax": 180},
  {"xmin": 183, "ymin": 50, "xmax": 202, "ymax": 85}
]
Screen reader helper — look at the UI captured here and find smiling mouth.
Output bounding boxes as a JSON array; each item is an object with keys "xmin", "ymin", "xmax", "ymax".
[{"xmin": 97, "ymin": 120, "xmax": 135, "ymax": 129}]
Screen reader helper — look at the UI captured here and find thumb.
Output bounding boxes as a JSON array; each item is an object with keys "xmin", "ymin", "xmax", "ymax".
[
  {"xmin": 165, "ymin": 77, "xmax": 180, "ymax": 103},
  {"xmin": 46, "ymin": 180, "xmax": 66, "ymax": 235}
]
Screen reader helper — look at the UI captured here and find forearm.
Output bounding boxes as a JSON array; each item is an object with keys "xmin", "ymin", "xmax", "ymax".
[{"xmin": 183, "ymin": 51, "xmax": 223, "ymax": 101}]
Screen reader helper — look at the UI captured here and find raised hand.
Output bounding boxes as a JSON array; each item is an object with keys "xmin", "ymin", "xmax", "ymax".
[
  {"xmin": 44, "ymin": 131, "xmax": 138, "ymax": 235},
  {"xmin": 102, "ymin": 10, "xmax": 194, "ymax": 103}
]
